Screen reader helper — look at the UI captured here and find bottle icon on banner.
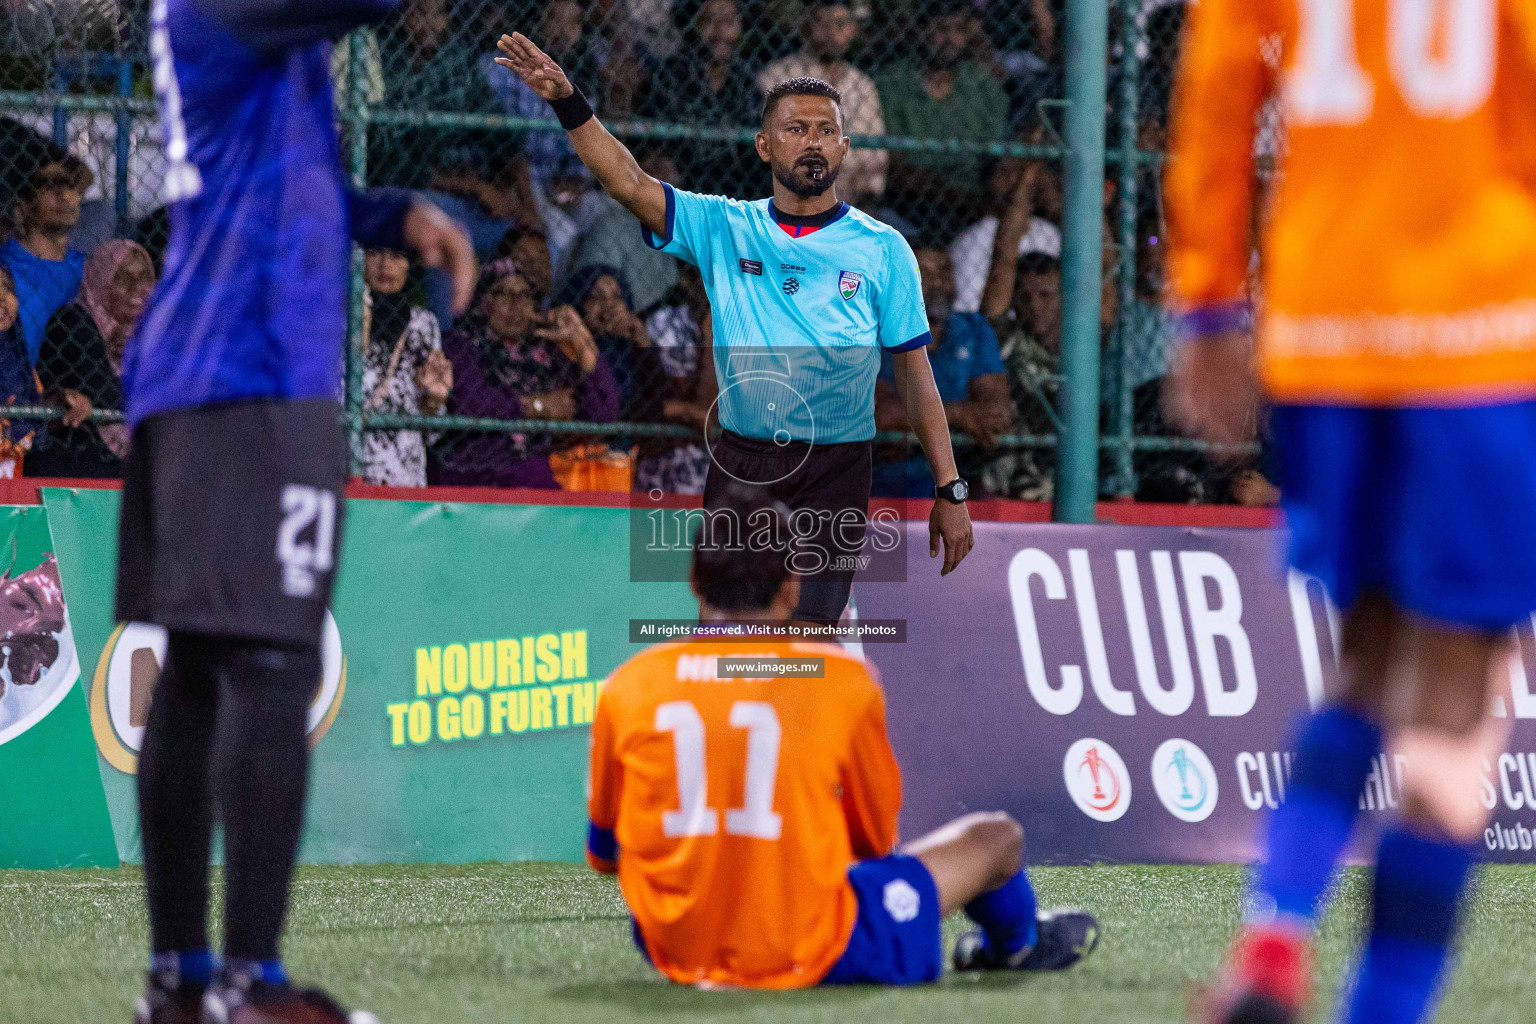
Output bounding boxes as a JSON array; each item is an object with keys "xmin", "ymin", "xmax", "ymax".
[
  {"xmin": 1171, "ymin": 746, "xmax": 1195, "ymax": 802},
  {"xmin": 1085, "ymin": 745, "xmax": 1109, "ymax": 802},
  {"xmin": 1064, "ymin": 739, "xmax": 1130, "ymax": 822}
]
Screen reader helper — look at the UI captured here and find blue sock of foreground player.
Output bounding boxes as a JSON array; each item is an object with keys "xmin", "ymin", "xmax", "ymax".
[
  {"xmin": 222, "ymin": 956, "xmax": 289, "ymax": 987},
  {"xmin": 151, "ymin": 949, "xmax": 215, "ymax": 987},
  {"xmin": 1344, "ymin": 827, "xmax": 1474, "ymax": 1024},
  {"xmin": 966, "ymin": 871, "xmax": 1038, "ymax": 956},
  {"xmin": 1254, "ymin": 706, "xmax": 1381, "ymax": 924}
]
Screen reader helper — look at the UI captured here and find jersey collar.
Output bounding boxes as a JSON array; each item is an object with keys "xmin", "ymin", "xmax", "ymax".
[{"xmin": 768, "ymin": 200, "xmax": 850, "ymax": 238}]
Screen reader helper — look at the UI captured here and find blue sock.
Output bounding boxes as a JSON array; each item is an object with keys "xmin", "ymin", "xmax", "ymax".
[
  {"xmin": 150, "ymin": 949, "xmax": 215, "ymax": 987},
  {"xmin": 965, "ymin": 871, "xmax": 1039, "ymax": 956},
  {"xmin": 222, "ymin": 956, "xmax": 288, "ymax": 987},
  {"xmin": 1254, "ymin": 706, "xmax": 1381, "ymax": 923},
  {"xmin": 1344, "ymin": 827, "xmax": 1473, "ymax": 1024}
]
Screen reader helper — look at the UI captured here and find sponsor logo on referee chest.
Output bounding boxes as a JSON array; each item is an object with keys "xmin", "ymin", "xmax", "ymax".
[{"xmin": 739, "ymin": 258, "xmax": 763, "ymax": 276}]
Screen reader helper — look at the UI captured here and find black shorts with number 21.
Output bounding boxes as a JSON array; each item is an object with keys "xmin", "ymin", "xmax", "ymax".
[{"xmin": 115, "ymin": 398, "xmax": 348, "ymax": 652}]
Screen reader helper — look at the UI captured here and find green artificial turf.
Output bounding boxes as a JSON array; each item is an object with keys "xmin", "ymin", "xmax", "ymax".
[{"xmin": 2, "ymin": 863, "xmax": 1532, "ymax": 1023}]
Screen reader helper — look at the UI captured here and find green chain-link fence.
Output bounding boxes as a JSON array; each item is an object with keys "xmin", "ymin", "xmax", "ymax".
[{"xmin": 0, "ymin": 0, "xmax": 1257, "ymax": 503}]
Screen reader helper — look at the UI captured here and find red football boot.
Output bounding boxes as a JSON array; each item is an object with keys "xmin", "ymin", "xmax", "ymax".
[{"xmin": 1194, "ymin": 924, "xmax": 1312, "ymax": 1024}]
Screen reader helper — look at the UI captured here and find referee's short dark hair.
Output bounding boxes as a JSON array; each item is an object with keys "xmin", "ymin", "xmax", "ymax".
[
  {"xmin": 761, "ymin": 76, "xmax": 842, "ymax": 128},
  {"xmin": 692, "ymin": 482, "xmax": 796, "ymax": 613}
]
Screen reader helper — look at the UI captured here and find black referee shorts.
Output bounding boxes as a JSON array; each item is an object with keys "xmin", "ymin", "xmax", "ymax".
[
  {"xmin": 116, "ymin": 398, "xmax": 348, "ymax": 651},
  {"xmin": 701, "ymin": 430, "xmax": 873, "ymax": 625}
]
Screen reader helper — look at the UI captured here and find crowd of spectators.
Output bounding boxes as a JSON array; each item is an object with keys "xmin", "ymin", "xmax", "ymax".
[
  {"xmin": 0, "ymin": 118, "xmax": 131, "ymax": 479},
  {"xmin": 0, "ymin": 0, "xmax": 1278, "ymax": 505},
  {"xmin": 437, "ymin": 258, "xmax": 619, "ymax": 488},
  {"xmin": 354, "ymin": 0, "xmax": 1057, "ymax": 256}
]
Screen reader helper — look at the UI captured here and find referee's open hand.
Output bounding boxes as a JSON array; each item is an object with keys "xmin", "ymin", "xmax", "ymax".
[
  {"xmin": 495, "ymin": 33, "xmax": 574, "ymax": 102},
  {"xmin": 930, "ymin": 500, "xmax": 973, "ymax": 576}
]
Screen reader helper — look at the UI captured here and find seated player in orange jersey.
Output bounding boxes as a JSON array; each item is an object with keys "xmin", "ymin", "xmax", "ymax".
[{"xmin": 585, "ymin": 483, "xmax": 1100, "ymax": 988}]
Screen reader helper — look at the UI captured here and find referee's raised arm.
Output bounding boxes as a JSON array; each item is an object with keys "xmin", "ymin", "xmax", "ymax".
[{"xmin": 495, "ymin": 33, "xmax": 669, "ymax": 239}]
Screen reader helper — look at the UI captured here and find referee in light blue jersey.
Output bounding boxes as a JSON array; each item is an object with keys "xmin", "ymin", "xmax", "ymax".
[{"xmin": 497, "ymin": 33, "xmax": 974, "ymax": 626}]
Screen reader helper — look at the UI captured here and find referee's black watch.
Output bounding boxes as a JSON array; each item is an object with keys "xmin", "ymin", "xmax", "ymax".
[{"xmin": 934, "ymin": 477, "xmax": 970, "ymax": 504}]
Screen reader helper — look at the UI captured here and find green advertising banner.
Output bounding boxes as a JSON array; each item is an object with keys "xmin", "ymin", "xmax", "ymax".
[
  {"xmin": 0, "ymin": 503, "xmax": 118, "ymax": 868},
  {"xmin": 41, "ymin": 488, "xmax": 696, "ymax": 865}
]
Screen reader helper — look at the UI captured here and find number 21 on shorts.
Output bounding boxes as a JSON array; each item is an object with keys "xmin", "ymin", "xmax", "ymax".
[
  {"xmin": 657, "ymin": 700, "xmax": 784, "ymax": 840},
  {"xmin": 276, "ymin": 484, "xmax": 337, "ymax": 599},
  {"xmin": 1289, "ymin": 0, "xmax": 1495, "ymax": 124}
]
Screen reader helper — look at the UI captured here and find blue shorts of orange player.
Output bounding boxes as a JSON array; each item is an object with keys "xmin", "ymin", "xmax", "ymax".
[
  {"xmin": 1272, "ymin": 401, "xmax": 1536, "ymax": 631},
  {"xmin": 825, "ymin": 849, "xmax": 1100, "ymax": 984},
  {"xmin": 818, "ymin": 855, "xmax": 945, "ymax": 984},
  {"xmin": 626, "ymin": 855, "xmax": 944, "ymax": 985}
]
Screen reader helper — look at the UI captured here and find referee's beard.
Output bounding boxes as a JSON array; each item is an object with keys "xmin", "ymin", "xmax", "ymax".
[{"xmin": 773, "ymin": 156, "xmax": 841, "ymax": 199}]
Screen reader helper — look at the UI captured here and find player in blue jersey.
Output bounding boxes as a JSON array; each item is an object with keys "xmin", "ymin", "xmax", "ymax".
[
  {"xmin": 496, "ymin": 33, "xmax": 974, "ymax": 628},
  {"xmin": 127, "ymin": 3, "xmax": 474, "ymax": 1024}
]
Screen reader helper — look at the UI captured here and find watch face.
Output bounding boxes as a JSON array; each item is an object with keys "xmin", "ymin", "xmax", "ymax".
[{"xmin": 952, "ymin": 479, "xmax": 969, "ymax": 501}]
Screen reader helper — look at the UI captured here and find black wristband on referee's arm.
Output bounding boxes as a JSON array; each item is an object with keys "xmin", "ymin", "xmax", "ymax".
[{"xmin": 550, "ymin": 86, "xmax": 594, "ymax": 132}]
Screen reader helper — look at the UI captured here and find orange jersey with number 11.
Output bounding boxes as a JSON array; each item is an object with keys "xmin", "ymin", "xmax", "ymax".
[
  {"xmin": 586, "ymin": 639, "xmax": 902, "ymax": 989},
  {"xmin": 1166, "ymin": 0, "xmax": 1536, "ymax": 404}
]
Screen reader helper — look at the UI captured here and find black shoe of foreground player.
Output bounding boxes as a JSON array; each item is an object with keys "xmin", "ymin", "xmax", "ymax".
[
  {"xmin": 204, "ymin": 979, "xmax": 379, "ymax": 1024},
  {"xmin": 953, "ymin": 908, "xmax": 1101, "ymax": 972},
  {"xmin": 133, "ymin": 971, "xmax": 206, "ymax": 1024}
]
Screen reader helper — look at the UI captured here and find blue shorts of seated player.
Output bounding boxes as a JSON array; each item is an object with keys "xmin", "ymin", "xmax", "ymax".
[
  {"xmin": 1271, "ymin": 400, "xmax": 1536, "ymax": 631},
  {"xmin": 632, "ymin": 854, "xmax": 944, "ymax": 986},
  {"xmin": 821, "ymin": 854, "xmax": 944, "ymax": 985}
]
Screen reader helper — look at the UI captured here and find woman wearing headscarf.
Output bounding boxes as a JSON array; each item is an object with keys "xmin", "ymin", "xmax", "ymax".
[
  {"xmin": 557, "ymin": 264, "xmax": 666, "ymax": 427},
  {"xmin": 355, "ymin": 247, "xmax": 453, "ymax": 486},
  {"xmin": 433, "ymin": 258, "xmax": 619, "ymax": 489},
  {"xmin": 30, "ymin": 239, "xmax": 152, "ymax": 478}
]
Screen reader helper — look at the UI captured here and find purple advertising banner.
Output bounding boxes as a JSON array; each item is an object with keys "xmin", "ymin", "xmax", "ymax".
[{"xmin": 856, "ymin": 522, "xmax": 1536, "ymax": 865}]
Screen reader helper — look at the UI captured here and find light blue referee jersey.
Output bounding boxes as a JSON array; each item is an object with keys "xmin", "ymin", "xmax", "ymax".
[{"xmin": 644, "ymin": 183, "xmax": 931, "ymax": 444}]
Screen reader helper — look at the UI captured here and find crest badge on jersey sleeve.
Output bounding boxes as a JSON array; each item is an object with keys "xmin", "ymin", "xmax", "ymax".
[{"xmin": 838, "ymin": 271, "xmax": 862, "ymax": 301}]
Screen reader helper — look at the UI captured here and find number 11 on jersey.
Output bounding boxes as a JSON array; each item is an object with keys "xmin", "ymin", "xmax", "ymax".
[{"xmin": 657, "ymin": 700, "xmax": 784, "ymax": 841}]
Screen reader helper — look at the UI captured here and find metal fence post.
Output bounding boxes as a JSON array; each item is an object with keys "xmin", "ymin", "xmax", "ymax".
[
  {"xmin": 1109, "ymin": 0, "xmax": 1143, "ymax": 500},
  {"xmin": 51, "ymin": 64, "xmax": 69, "ymax": 148},
  {"xmin": 344, "ymin": 31, "xmax": 370, "ymax": 479},
  {"xmin": 115, "ymin": 56, "xmax": 133, "ymax": 224},
  {"xmin": 1054, "ymin": 0, "xmax": 1109, "ymax": 523}
]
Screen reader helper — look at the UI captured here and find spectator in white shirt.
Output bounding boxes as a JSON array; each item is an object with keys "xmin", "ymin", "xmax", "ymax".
[
  {"xmin": 756, "ymin": 1, "xmax": 888, "ymax": 209},
  {"xmin": 949, "ymin": 153, "xmax": 1061, "ymax": 314}
]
